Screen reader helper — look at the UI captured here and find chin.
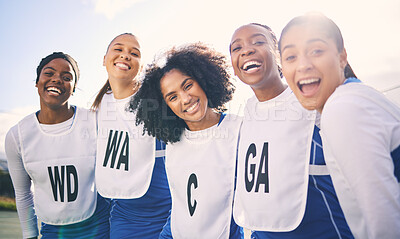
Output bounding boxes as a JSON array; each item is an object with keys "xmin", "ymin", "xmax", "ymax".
[{"xmin": 299, "ymin": 98, "xmax": 318, "ymax": 111}]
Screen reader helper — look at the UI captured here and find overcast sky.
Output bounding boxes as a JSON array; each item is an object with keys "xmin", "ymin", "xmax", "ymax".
[{"xmin": 1, "ymin": 0, "xmax": 399, "ymax": 158}]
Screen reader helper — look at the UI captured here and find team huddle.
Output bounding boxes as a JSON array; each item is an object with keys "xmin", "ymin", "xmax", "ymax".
[{"xmin": 5, "ymin": 13, "xmax": 400, "ymax": 239}]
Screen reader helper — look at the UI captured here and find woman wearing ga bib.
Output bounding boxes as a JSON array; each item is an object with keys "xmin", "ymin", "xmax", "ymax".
[
  {"xmin": 229, "ymin": 23, "xmax": 353, "ymax": 238},
  {"xmin": 279, "ymin": 13, "xmax": 400, "ymax": 239},
  {"xmin": 129, "ymin": 43, "xmax": 243, "ymax": 239},
  {"xmin": 5, "ymin": 52, "xmax": 110, "ymax": 239},
  {"xmin": 91, "ymin": 33, "xmax": 171, "ymax": 238}
]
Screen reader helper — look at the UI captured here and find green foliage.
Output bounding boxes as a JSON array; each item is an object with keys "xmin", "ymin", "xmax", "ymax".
[{"xmin": 0, "ymin": 200, "xmax": 16, "ymax": 211}]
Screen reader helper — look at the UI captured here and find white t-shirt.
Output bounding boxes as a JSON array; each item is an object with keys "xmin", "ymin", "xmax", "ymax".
[{"xmin": 320, "ymin": 82, "xmax": 400, "ymax": 239}]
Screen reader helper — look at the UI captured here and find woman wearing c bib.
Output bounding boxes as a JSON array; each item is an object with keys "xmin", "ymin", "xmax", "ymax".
[{"xmin": 130, "ymin": 43, "xmax": 243, "ymax": 239}]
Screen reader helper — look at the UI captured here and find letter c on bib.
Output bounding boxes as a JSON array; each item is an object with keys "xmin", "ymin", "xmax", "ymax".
[{"xmin": 187, "ymin": 173, "xmax": 198, "ymax": 216}]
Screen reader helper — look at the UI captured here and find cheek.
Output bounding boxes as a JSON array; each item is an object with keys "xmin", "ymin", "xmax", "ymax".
[
  {"xmin": 282, "ymin": 66, "xmax": 294, "ymax": 82},
  {"xmin": 166, "ymin": 101, "xmax": 180, "ymax": 115},
  {"xmin": 230, "ymin": 56, "xmax": 239, "ymax": 74}
]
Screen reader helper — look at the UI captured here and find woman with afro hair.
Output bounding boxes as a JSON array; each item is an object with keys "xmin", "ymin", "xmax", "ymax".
[{"xmin": 129, "ymin": 43, "xmax": 244, "ymax": 238}]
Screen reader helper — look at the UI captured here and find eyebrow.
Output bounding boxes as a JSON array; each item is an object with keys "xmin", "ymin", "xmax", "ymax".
[
  {"xmin": 163, "ymin": 78, "xmax": 192, "ymax": 99},
  {"xmin": 42, "ymin": 66, "xmax": 56, "ymax": 71},
  {"xmin": 230, "ymin": 33, "xmax": 267, "ymax": 49},
  {"xmin": 42, "ymin": 66, "xmax": 73, "ymax": 77},
  {"xmin": 281, "ymin": 38, "xmax": 328, "ymax": 52},
  {"xmin": 112, "ymin": 43, "xmax": 141, "ymax": 53}
]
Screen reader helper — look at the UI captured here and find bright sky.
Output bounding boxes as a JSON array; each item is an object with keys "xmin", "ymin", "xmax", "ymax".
[{"xmin": 0, "ymin": 0, "xmax": 399, "ymax": 158}]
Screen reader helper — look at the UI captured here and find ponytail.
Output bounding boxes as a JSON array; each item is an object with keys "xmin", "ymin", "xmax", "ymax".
[
  {"xmin": 91, "ymin": 80, "xmax": 111, "ymax": 111},
  {"xmin": 344, "ymin": 63, "xmax": 357, "ymax": 79}
]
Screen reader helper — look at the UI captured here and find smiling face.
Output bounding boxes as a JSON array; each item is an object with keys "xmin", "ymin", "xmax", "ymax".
[
  {"xmin": 103, "ymin": 34, "xmax": 142, "ymax": 83},
  {"xmin": 36, "ymin": 58, "xmax": 75, "ymax": 110},
  {"xmin": 230, "ymin": 24, "xmax": 281, "ymax": 93},
  {"xmin": 160, "ymin": 69, "xmax": 214, "ymax": 131},
  {"xmin": 280, "ymin": 23, "xmax": 347, "ymax": 112}
]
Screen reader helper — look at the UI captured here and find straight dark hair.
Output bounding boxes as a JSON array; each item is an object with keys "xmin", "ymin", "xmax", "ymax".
[{"xmin": 278, "ymin": 13, "xmax": 357, "ymax": 79}]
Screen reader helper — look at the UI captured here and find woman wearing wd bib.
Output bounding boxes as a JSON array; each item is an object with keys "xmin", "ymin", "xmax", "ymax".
[
  {"xmin": 5, "ymin": 52, "xmax": 110, "ymax": 239},
  {"xmin": 229, "ymin": 23, "xmax": 353, "ymax": 238},
  {"xmin": 91, "ymin": 33, "xmax": 171, "ymax": 238},
  {"xmin": 129, "ymin": 43, "xmax": 243, "ymax": 238},
  {"xmin": 279, "ymin": 13, "xmax": 400, "ymax": 238}
]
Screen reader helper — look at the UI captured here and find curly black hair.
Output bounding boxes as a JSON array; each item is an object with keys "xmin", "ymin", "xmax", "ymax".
[{"xmin": 128, "ymin": 43, "xmax": 235, "ymax": 144}]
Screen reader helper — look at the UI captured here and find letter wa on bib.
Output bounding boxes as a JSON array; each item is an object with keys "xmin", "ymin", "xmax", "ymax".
[{"xmin": 96, "ymin": 93, "xmax": 156, "ymax": 198}]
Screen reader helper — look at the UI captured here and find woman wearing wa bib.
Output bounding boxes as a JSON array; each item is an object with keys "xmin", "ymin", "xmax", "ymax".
[
  {"xmin": 229, "ymin": 23, "xmax": 353, "ymax": 238},
  {"xmin": 129, "ymin": 43, "xmax": 243, "ymax": 238},
  {"xmin": 279, "ymin": 13, "xmax": 400, "ymax": 238},
  {"xmin": 91, "ymin": 33, "xmax": 171, "ymax": 238},
  {"xmin": 5, "ymin": 52, "xmax": 110, "ymax": 239}
]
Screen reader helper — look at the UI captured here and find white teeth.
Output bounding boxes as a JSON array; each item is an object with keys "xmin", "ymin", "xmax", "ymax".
[
  {"xmin": 185, "ymin": 101, "xmax": 198, "ymax": 113},
  {"xmin": 115, "ymin": 63, "xmax": 129, "ymax": 70},
  {"xmin": 47, "ymin": 87, "xmax": 61, "ymax": 94},
  {"xmin": 243, "ymin": 61, "xmax": 261, "ymax": 71},
  {"xmin": 299, "ymin": 78, "xmax": 320, "ymax": 85}
]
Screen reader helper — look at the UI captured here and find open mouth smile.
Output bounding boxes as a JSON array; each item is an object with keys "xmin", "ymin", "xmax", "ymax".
[
  {"xmin": 46, "ymin": 86, "xmax": 62, "ymax": 96},
  {"xmin": 242, "ymin": 60, "xmax": 262, "ymax": 73},
  {"xmin": 184, "ymin": 99, "xmax": 199, "ymax": 113},
  {"xmin": 115, "ymin": 62, "xmax": 131, "ymax": 70},
  {"xmin": 297, "ymin": 78, "xmax": 321, "ymax": 96}
]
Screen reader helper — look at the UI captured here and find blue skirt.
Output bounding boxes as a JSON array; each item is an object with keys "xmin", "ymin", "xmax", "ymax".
[{"xmin": 40, "ymin": 194, "xmax": 111, "ymax": 239}]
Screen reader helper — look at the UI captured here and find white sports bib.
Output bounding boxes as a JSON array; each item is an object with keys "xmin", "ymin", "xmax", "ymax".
[
  {"xmin": 96, "ymin": 93, "xmax": 156, "ymax": 198},
  {"xmin": 166, "ymin": 114, "xmax": 242, "ymax": 239},
  {"xmin": 233, "ymin": 89, "xmax": 316, "ymax": 231},
  {"xmin": 18, "ymin": 108, "xmax": 97, "ymax": 225}
]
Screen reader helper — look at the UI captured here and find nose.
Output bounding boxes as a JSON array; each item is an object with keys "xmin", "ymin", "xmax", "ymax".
[
  {"xmin": 241, "ymin": 45, "xmax": 255, "ymax": 57},
  {"xmin": 51, "ymin": 74, "xmax": 63, "ymax": 83},
  {"xmin": 120, "ymin": 52, "xmax": 131, "ymax": 60},
  {"xmin": 296, "ymin": 55, "xmax": 313, "ymax": 73},
  {"xmin": 181, "ymin": 92, "xmax": 193, "ymax": 105}
]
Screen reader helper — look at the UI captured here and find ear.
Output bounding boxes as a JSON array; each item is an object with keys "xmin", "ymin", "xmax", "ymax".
[
  {"xmin": 103, "ymin": 55, "xmax": 106, "ymax": 66},
  {"xmin": 339, "ymin": 48, "xmax": 348, "ymax": 70}
]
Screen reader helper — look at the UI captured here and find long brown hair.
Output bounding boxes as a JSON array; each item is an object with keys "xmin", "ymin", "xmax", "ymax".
[{"xmin": 91, "ymin": 33, "xmax": 137, "ymax": 111}]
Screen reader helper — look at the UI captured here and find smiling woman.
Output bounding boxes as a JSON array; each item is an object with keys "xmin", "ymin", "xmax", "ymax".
[
  {"xmin": 4, "ymin": 52, "xmax": 110, "ymax": 239},
  {"xmin": 91, "ymin": 33, "xmax": 171, "ymax": 239},
  {"xmin": 129, "ymin": 43, "xmax": 243, "ymax": 238},
  {"xmin": 279, "ymin": 13, "xmax": 400, "ymax": 238},
  {"xmin": 229, "ymin": 23, "xmax": 354, "ymax": 239}
]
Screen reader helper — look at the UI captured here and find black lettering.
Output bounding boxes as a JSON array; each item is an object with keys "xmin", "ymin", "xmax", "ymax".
[
  {"xmin": 116, "ymin": 132, "xmax": 129, "ymax": 171},
  {"xmin": 245, "ymin": 143, "xmax": 256, "ymax": 192},
  {"xmin": 103, "ymin": 130, "xmax": 123, "ymax": 168},
  {"xmin": 66, "ymin": 165, "xmax": 78, "ymax": 202},
  {"xmin": 255, "ymin": 142, "xmax": 269, "ymax": 193},
  {"xmin": 187, "ymin": 173, "xmax": 198, "ymax": 216},
  {"xmin": 48, "ymin": 166, "xmax": 65, "ymax": 202}
]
